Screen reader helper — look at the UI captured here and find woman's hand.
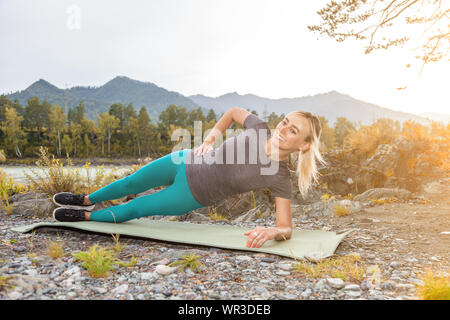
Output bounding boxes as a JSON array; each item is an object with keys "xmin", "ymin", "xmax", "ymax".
[
  {"xmin": 244, "ymin": 226, "xmax": 278, "ymax": 248},
  {"xmin": 194, "ymin": 140, "xmax": 214, "ymax": 156}
]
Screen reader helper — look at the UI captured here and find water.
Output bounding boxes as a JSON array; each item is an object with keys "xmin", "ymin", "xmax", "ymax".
[{"xmin": 0, "ymin": 165, "xmax": 133, "ymax": 184}]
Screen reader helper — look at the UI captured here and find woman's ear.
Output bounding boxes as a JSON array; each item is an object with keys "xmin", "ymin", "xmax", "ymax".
[{"xmin": 299, "ymin": 142, "xmax": 311, "ymax": 153}]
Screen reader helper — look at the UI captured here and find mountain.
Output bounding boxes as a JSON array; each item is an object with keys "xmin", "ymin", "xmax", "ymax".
[
  {"xmin": 5, "ymin": 76, "xmax": 204, "ymax": 122},
  {"xmin": 418, "ymin": 112, "xmax": 450, "ymax": 124},
  {"xmin": 4, "ymin": 76, "xmax": 432, "ymax": 126},
  {"xmin": 189, "ymin": 90, "xmax": 430, "ymax": 126}
]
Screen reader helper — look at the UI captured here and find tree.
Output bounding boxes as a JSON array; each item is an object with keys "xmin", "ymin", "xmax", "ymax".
[
  {"xmin": 267, "ymin": 112, "xmax": 285, "ymax": 129},
  {"xmin": 137, "ymin": 107, "xmax": 151, "ymax": 157},
  {"xmin": 1, "ymin": 107, "xmax": 25, "ymax": 158},
  {"xmin": 97, "ymin": 112, "xmax": 120, "ymax": 156},
  {"xmin": 206, "ymin": 109, "xmax": 217, "ymax": 122},
  {"xmin": 61, "ymin": 134, "xmax": 73, "ymax": 158},
  {"xmin": 24, "ymin": 97, "xmax": 50, "ymax": 141},
  {"xmin": 68, "ymin": 101, "xmax": 85, "ymax": 125},
  {"xmin": 334, "ymin": 116, "xmax": 357, "ymax": 148},
  {"xmin": 318, "ymin": 116, "xmax": 335, "ymax": 151},
  {"xmin": 308, "ymin": 0, "xmax": 449, "ymax": 73},
  {"xmin": 49, "ymin": 104, "xmax": 66, "ymax": 156},
  {"xmin": 158, "ymin": 105, "xmax": 188, "ymax": 128}
]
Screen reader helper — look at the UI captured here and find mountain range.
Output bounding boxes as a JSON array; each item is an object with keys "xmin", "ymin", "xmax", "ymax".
[{"xmin": 3, "ymin": 76, "xmax": 442, "ymax": 126}]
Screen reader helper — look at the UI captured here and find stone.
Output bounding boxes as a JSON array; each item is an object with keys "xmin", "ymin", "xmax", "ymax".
[
  {"xmin": 155, "ymin": 264, "xmax": 176, "ymax": 275},
  {"xmin": 139, "ymin": 272, "xmax": 157, "ymax": 281},
  {"xmin": 300, "ymin": 288, "xmax": 312, "ymax": 298},
  {"xmin": 381, "ymin": 281, "xmax": 396, "ymax": 291},
  {"xmin": 389, "ymin": 261, "xmax": 400, "ymax": 269},
  {"xmin": 112, "ymin": 284, "xmax": 129, "ymax": 295},
  {"xmin": 346, "ymin": 291, "xmax": 361, "ymax": 298},
  {"xmin": 343, "ymin": 284, "xmax": 361, "ymax": 291},
  {"xmin": 326, "ymin": 278, "xmax": 345, "ymax": 289},
  {"xmin": 11, "ymin": 198, "xmax": 54, "ymax": 217}
]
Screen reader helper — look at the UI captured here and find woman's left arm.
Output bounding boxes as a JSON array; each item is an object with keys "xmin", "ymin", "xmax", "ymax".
[{"xmin": 244, "ymin": 197, "xmax": 292, "ymax": 248}]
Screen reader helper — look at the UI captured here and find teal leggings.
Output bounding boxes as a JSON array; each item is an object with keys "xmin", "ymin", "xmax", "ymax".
[{"xmin": 88, "ymin": 149, "xmax": 205, "ymax": 223}]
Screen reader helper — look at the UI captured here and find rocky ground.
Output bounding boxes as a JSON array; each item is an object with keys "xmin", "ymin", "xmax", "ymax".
[{"xmin": 1, "ymin": 183, "xmax": 448, "ymax": 301}]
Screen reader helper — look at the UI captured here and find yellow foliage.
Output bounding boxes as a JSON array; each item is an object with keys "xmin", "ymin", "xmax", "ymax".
[
  {"xmin": 333, "ymin": 204, "xmax": 351, "ymax": 217},
  {"xmin": 415, "ymin": 268, "xmax": 450, "ymax": 300}
]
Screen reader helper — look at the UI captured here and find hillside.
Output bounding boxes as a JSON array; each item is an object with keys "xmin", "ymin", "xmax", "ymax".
[
  {"xmin": 189, "ymin": 91, "xmax": 431, "ymax": 126},
  {"xmin": 3, "ymin": 76, "xmax": 435, "ymax": 126}
]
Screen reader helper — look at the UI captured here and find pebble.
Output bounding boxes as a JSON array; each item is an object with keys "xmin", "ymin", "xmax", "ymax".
[
  {"xmin": 1, "ymin": 206, "xmax": 446, "ymax": 301},
  {"xmin": 155, "ymin": 264, "xmax": 176, "ymax": 275},
  {"xmin": 326, "ymin": 278, "xmax": 345, "ymax": 289},
  {"xmin": 301, "ymin": 288, "xmax": 312, "ymax": 298},
  {"xmin": 343, "ymin": 284, "xmax": 361, "ymax": 291}
]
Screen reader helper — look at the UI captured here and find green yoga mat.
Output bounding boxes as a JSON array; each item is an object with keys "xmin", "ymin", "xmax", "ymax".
[{"xmin": 11, "ymin": 219, "xmax": 351, "ymax": 260}]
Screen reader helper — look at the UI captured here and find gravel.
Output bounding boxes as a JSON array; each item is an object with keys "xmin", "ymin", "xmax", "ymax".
[{"xmin": 0, "ymin": 212, "xmax": 435, "ymax": 300}]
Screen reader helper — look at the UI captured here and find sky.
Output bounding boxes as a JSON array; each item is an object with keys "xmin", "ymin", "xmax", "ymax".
[{"xmin": 0, "ymin": 0, "xmax": 448, "ymax": 115}]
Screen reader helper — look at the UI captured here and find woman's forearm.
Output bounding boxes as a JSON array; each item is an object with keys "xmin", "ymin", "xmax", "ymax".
[{"xmin": 203, "ymin": 109, "xmax": 234, "ymax": 144}]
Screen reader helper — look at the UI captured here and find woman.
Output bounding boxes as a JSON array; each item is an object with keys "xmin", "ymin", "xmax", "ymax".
[{"xmin": 52, "ymin": 107, "xmax": 326, "ymax": 248}]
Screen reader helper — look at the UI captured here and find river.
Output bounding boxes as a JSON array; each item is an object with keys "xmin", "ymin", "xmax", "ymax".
[{"xmin": 0, "ymin": 165, "xmax": 133, "ymax": 184}]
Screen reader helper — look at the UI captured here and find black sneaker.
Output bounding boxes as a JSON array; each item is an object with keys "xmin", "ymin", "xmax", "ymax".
[
  {"xmin": 53, "ymin": 192, "xmax": 95, "ymax": 211},
  {"xmin": 53, "ymin": 207, "xmax": 87, "ymax": 222}
]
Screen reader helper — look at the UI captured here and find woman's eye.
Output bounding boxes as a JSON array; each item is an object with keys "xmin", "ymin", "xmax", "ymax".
[{"xmin": 291, "ymin": 129, "xmax": 296, "ymax": 134}]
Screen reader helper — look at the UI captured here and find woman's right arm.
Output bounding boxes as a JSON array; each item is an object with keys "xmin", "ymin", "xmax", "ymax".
[{"xmin": 195, "ymin": 107, "xmax": 251, "ymax": 156}]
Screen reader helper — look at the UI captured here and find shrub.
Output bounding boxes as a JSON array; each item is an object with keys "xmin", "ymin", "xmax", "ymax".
[
  {"xmin": 169, "ymin": 253, "xmax": 205, "ymax": 273},
  {"xmin": 333, "ymin": 204, "xmax": 351, "ymax": 217},
  {"xmin": 415, "ymin": 268, "xmax": 450, "ymax": 300},
  {"xmin": 72, "ymin": 244, "xmax": 138, "ymax": 278},
  {"xmin": 46, "ymin": 240, "xmax": 64, "ymax": 259},
  {"xmin": 293, "ymin": 254, "xmax": 365, "ymax": 283}
]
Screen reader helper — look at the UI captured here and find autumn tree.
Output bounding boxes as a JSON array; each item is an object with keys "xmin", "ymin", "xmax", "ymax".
[
  {"xmin": 97, "ymin": 112, "xmax": 120, "ymax": 156},
  {"xmin": 49, "ymin": 104, "xmax": 66, "ymax": 156},
  {"xmin": 24, "ymin": 97, "xmax": 51, "ymax": 141},
  {"xmin": 1, "ymin": 107, "xmax": 25, "ymax": 158},
  {"xmin": 308, "ymin": 0, "xmax": 449, "ymax": 73},
  {"xmin": 318, "ymin": 115, "xmax": 336, "ymax": 151},
  {"xmin": 334, "ymin": 116, "xmax": 357, "ymax": 148}
]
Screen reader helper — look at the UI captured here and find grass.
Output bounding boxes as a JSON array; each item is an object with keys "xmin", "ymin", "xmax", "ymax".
[
  {"xmin": 370, "ymin": 196, "xmax": 398, "ymax": 205},
  {"xmin": 169, "ymin": 253, "xmax": 205, "ymax": 273},
  {"xmin": 0, "ymin": 275, "xmax": 14, "ymax": 291},
  {"xmin": 292, "ymin": 254, "xmax": 366, "ymax": 283},
  {"xmin": 208, "ymin": 206, "xmax": 229, "ymax": 222},
  {"xmin": 46, "ymin": 240, "xmax": 64, "ymax": 259},
  {"xmin": 73, "ymin": 245, "xmax": 117, "ymax": 278},
  {"xmin": 415, "ymin": 268, "xmax": 450, "ymax": 300},
  {"xmin": 72, "ymin": 244, "xmax": 138, "ymax": 278},
  {"xmin": 23, "ymin": 146, "xmax": 122, "ymax": 197},
  {"xmin": 110, "ymin": 233, "xmax": 125, "ymax": 253},
  {"xmin": 0, "ymin": 168, "xmax": 28, "ymax": 215},
  {"xmin": 333, "ymin": 204, "xmax": 351, "ymax": 217}
]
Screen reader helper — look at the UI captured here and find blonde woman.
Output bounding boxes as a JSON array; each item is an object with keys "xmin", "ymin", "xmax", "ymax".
[{"xmin": 53, "ymin": 107, "xmax": 326, "ymax": 249}]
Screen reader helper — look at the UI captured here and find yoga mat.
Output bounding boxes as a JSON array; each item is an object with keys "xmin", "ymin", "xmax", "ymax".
[{"xmin": 11, "ymin": 219, "xmax": 351, "ymax": 260}]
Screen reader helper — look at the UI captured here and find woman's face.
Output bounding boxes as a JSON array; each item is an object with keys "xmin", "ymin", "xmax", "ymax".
[{"xmin": 272, "ymin": 114, "xmax": 312, "ymax": 152}]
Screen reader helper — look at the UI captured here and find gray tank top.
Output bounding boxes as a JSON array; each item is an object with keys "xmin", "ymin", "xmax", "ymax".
[{"xmin": 185, "ymin": 114, "xmax": 292, "ymax": 206}]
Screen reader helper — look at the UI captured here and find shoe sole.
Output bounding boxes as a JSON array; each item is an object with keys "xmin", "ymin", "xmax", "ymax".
[{"xmin": 53, "ymin": 193, "xmax": 95, "ymax": 211}]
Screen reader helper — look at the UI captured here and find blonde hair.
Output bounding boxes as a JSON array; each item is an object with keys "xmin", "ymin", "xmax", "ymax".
[{"xmin": 289, "ymin": 111, "xmax": 327, "ymax": 198}]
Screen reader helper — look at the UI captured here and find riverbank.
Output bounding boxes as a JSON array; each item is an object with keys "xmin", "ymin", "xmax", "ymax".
[{"xmin": 1, "ymin": 157, "xmax": 146, "ymax": 167}]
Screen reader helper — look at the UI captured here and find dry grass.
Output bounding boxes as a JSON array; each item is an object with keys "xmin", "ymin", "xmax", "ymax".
[
  {"xmin": 208, "ymin": 206, "xmax": 229, "ymax": 222},
  {"xmin": 46, "ymin": 240, "xmax": 64, "ymax": 259},
  {"xmin": 23, "ymin": 146, "xmax": 122, "ymax": 197},
  {"xmin": 415, "ymin": 268, "xmax": 450, "ymax": 300},
  {"xmin": 292, "ymin": 254, "xmax": 366, "ymax": 283},
  {"xmin": 333, "ymin": 204, "xmax": 351, "ymax": 217}
]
